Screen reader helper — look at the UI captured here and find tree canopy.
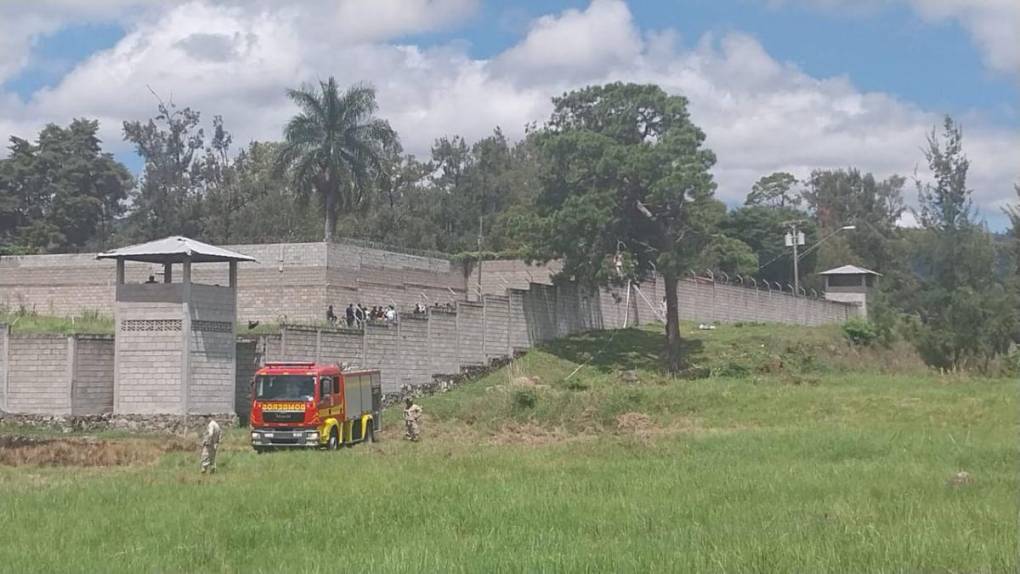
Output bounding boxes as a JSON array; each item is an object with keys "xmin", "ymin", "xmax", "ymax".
[
  {"xmin": 277, "ymin": 78, "xmax": 395, "ymax": 241},
  {"xmin": 526, "ymin": 82, "xmax": 722, "ymax": 371},
  {"xmin": 0, "ymin": 119, "xmax": 132, "ymax": 253}
]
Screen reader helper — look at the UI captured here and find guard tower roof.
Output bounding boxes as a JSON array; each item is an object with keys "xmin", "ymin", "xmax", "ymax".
[
  {"xmin": 96, "ymin": 236, "xmax": 257, "ymax": 264},
  {"xmin": 818, "ymin": 265, "xmax": 881, "ymax": 276}
]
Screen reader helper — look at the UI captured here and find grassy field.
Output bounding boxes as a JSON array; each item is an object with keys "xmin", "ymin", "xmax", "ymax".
[{"xmin": 0, "ymin": 323, "xmax": 1015, "ymax": 573}]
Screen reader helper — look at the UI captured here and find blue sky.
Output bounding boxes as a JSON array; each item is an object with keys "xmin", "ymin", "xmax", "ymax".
[{"xmin": 0, "ymin": 0, "xmax": 1016, "ymax": 228}]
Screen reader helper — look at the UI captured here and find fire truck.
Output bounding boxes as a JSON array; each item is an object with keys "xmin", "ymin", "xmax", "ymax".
[{"xmin": 249, "ymin": 362, "xmax": 382, "ymax": 451}]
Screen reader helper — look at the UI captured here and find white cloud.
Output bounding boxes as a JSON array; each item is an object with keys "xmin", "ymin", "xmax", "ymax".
[
  {"xmin": 772, "ymin": 0, "xmax": 1020, "ymax": 77},
  {"xmin": 492, "ymin": 0, "xmax": 643, "ymax": 84},
  {"xmin": 0, "ymin": 0, "xmax": 1017, "ymax": 227},
  {"xmin": 908, "ymin": 0, "xmax": 1020, "ymax": 77}
]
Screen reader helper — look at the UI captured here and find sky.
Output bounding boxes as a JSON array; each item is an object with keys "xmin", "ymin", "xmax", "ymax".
[{"xmin": 0, "ymin": 0, "xmax": 1017, "ymax": 228}]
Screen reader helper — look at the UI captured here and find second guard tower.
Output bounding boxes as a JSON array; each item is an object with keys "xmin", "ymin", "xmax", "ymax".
[{"xmin": 818, "ymin": 265, "xmax": 880, "ymax": 319}]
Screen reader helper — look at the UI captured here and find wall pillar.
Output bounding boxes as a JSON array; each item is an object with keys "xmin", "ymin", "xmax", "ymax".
[
  {"xmin": 481, "ymin": 297, "xmax": 487, "ymax": 361},
  {"xmin": 163, "ymin": 263, "xmax": 173, "ymax": 283},
  {"xmin": 0, "ymin": 324, "xmax": 8, "ymax": 412},
  {"xmin": 180, "ymin": 256, "xmax": 192, "ymax": 416},
  {"xmin": 65, "ymin": 336, "xmax": 75, "ymax": 415}
]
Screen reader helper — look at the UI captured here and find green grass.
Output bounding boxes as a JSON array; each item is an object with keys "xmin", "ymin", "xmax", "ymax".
[
  {"xmin": 0, "ymin": 309, "xmax": 114, "ymax": 335},
  {"xmin": 0, "ymin": 323, "xmax": 1015, "ymax": 573}
]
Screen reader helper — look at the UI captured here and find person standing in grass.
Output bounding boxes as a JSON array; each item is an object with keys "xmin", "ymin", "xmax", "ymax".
[
  {"xmin": 201, "ymin": 417, "xmax": 222, "ymax": 474},
  {"xmin": 403, "ymin": 398, "xmax": 422, "ymax": 441}
]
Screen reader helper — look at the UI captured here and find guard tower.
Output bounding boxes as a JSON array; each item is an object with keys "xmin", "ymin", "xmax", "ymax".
[
  {"xmin": 819, "ymin": 265, "xmax": 880, "ymax": 319},
  {"xmin": 97, "ymin": 237, "xmax": 255, "ymax": 415}
]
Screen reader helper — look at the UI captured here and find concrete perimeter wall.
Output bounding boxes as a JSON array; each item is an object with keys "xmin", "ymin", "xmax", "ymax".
[
  {"xmin": 0, "ymin": 240, "xmax": 466, "ymax": 323},
  {"xmin": 247, "ymin": 279, "xmax": 626, "ymax": 395},
  {"xmin": 0, "ymin": 328, "xmax": 115, "ymax": 416},
  {"xmin": 481, "ymin": 261, "xmax": 859, "ymax": 327},
  {"xmin": 0, "ymin": 248, "xmax": 859, "ymax": 419},
  {"xmin": 1, "ymin": 243, "xmax": 856, "ymax": 327}
]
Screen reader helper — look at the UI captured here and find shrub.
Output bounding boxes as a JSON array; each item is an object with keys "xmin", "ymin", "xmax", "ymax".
[
  {"xmin": 511, "ymin": 388, "xmax": 538, "ymax": 411},
  {"xmin": 843, "ymin": 318, "xmax": 879, "ymax": 346}
]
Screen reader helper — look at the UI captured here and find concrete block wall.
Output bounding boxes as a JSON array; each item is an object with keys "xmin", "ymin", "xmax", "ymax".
[
  {"xmin": 0, "ymin": 333, "xmax": 115, "ymax": 416},
  {"xmin": 456, "ymin": 302, "xmax": 486, "ymax": 366},
  {"xmin": 114, "ymin": 301, "xmax": 184, "ymax": 415},
  {"xmin": 396, "ymin": 316, "xmax": 431, "ymax": 390},
  {"xmin": 279, "ymin": 328, "xmax": 319, "ymax": 361},
  {"xmin": 483, "ymin": 295, "xmax": 510, "ymax": 361},
  {"xmin": 235, "ymin": 339, "xmax": 259, "ymax": 419},
  {"xmin": 522, "ymin": 283, "xmax": 558, "ymax": 343},
  {"xmin": 672, "ymin": 280, "xmax": 857, "ymax": 326},
  {"xmin": 470, "ymin": 259, "xmax": 561, "ymax": 297},
  {"xmin": 365, "ymin": 323, "xmax": 400, "ymax": 392},
  {"xmin": 187, "ymin": 285, "xmax": 237, "ymax": 415},
  {"xmin": 254, "ymin": 279, "xmax": 603, "ymax": 402},
  {"xmin": 318, "ymin": 329, "xmax": 365, "ymax": 367},
  {"xmin": 6, "ymin": 335, "xmax": 71, "ymax": 415},
  {"xmin": 72, "ymin": 336, "xmax": 115, "ymax": 415},
  {"xmin": 507, "ymin": 290, "xmax": 531, "ymax": 352},
  {"xmin": 0, "ymin": 325, "xmax": 7, "ymax": 411},
  {"xmin": 427, "ymin": 310, "xmax": 461, "ymax": 374},
  {"xmin": 578, "ymin": 288, "xmax": 603, "ymax": 331},
  {"xmin": 0, "ymin": 240, "xmax": 466, "ymax": 323}
]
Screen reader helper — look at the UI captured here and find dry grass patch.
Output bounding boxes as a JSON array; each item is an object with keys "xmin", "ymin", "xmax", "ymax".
[{"xmin": 0, "ymin": 434, "xmax": 194, "ymax": 467}]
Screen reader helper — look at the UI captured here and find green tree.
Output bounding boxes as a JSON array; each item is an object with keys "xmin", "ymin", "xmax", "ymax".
[
  {"xmin": 746, "ymin": 171, "xmax": 800, "ymax": 208},
  {"xmin": 0, "ymin": 119, "xmax": 132, "ymax": 253},
  {"xmin": 698, "ymin": 236, "xmax": 758, "ymax": 277},
  {"xmin": 528, "ymin": 83, "xmax": 721, "ymax": 372},
  {"xmin": 277, "ymin": 78, "xmax": 395, "ymax": 241},
  {"xmin": 1003, "ymin": 183, "xmax": 1020, "ymax": 274},
  {"xmin": 803, "ymin": 168, "xmax": 905, "ymax": 273},
  {"xmin": 122, "ymin": 100, "xmax": 214, "ymax": 241},
  {"xmin": 722, "ymin": 205, "xmax": 818, "ymax": 286},
  {"xmin": 203, "ymin": 141, "xmax": 322, "ymax": 244},
  {"xmin": 910, "ymin": 116, "xmax": 1015, "ymax": 370}
]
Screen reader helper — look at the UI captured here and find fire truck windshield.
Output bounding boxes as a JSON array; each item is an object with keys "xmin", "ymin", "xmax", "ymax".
[{"xmin": 255, "ymin": 375, "xmax": 315, "ymax": 401}]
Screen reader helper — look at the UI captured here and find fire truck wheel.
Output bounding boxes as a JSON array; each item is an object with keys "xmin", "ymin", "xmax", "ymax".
[
  {"xmin": 366, "ymin": 422, "xmax": 376, "ymax": 443},
  {"xmin": 327, "ymin": 428, "xmax": 340, "ymax": 451}
]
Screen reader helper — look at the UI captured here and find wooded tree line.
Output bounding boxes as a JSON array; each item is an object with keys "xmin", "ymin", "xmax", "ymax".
[{"xmin": 0, "ymin": 80, "xmax": 1016, "ymax": 371}]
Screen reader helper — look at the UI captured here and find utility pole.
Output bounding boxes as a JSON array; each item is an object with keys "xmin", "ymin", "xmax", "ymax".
[
  {"xmin": 476, "ymin": 214, "xmax": 483, "ymax": 301},
  {"xmin": 784, "ymin": 221, "xmax": 806, "ymax": 296}
]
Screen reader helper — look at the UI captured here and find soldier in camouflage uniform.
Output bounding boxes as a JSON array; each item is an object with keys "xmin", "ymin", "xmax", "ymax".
[
  {"xmin": 403, "ymin": 398, "xmax": 422, "ymax": 441},
  {"xmin": 201, "ymin": 417, "xmax": 222, "ymax": 474}
]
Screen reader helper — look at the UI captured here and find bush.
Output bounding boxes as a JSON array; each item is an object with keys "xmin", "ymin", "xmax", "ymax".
[
  {"xmin": 511, "ymin": 388, "xmax": 538, "ymax": 411},
  {"xmin": 843, "ymin": 318, "xmax": 879, "ymax": 346}
]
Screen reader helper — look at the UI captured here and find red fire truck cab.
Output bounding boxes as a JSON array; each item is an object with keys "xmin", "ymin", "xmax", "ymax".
[{"xmin": 250, "ymin": 362, "xmax": 382, "ymax": 451}]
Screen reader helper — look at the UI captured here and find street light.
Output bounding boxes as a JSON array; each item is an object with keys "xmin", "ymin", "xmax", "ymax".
[{"xmin": 796, "ymin": 225, "xmax": 856, "ymax": 262}]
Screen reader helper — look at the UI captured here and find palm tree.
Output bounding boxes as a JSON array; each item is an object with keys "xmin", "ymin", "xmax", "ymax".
[{"xmin": 277, "ymin": 78, "xmax": 395, "ymax": 240}]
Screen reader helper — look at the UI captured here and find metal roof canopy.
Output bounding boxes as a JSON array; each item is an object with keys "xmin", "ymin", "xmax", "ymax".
[
  {"xmin": 96, "ymin": 236, "xmax": 257, "ymax": 264},
  {"xmin": 818, "ymin": 265, "xmax": 881, "ymax": 276}
]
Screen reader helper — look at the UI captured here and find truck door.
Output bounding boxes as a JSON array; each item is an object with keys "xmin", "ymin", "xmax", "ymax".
[{"xmin": 318, "ymin": 376, "xmax": 336, "ymax": 414}]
